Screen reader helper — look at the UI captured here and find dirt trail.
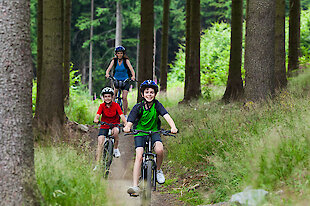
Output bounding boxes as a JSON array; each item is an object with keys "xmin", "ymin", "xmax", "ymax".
[
  {"xmin": 104, "ymin": 133, "xmax": 140, "ymax": 206},
  {"xmin": 95, "ymin": 132, "xmax": 186, "ymax": 206}
]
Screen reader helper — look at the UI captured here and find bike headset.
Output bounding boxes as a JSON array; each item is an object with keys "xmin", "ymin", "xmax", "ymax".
[{"xmin": 140, "ymin": 80, "xmax": 159, "ymax": 103}]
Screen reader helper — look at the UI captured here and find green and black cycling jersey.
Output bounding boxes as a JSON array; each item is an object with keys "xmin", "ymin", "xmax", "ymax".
[{"xmin": 127, "ymin": 100, "xmax": 168, "ymax": 135}]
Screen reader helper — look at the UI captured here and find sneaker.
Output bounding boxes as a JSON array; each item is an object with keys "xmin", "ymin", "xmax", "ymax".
[
  {"xmin": 156, "ymin": 169, "xmax": 165, "ymax": 184},
  {"xmin": 127, "ymin": 186, "xmax": 139, "ymax": 196},
  {"xmin": 93, "ymin": 165, "xmax": 99, "ymax": 171},
  {"xmin": 114, "ymin": 148, "xmax": 121, "ymax": 158}
]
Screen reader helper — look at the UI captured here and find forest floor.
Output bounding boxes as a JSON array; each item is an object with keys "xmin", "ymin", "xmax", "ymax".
[{"xmin": 83, "ymin": 124, "xmax": 187, "ymax": 206}]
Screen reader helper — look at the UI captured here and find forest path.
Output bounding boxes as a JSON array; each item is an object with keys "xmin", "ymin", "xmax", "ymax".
[{"xmin": 89, "ymin": 128, "xmax": 186, "ymax": 206}]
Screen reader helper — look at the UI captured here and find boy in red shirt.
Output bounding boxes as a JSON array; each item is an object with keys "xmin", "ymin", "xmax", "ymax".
[{"xmin": 93, "ymin": 87, "xmax": 127, "ymax": 170}]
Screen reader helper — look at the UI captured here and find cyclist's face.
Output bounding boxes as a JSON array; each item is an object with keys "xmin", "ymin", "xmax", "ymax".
[
  {"xmin": 116, "ymin": 51, "xmax": 123, "ymax": 59},
  {"xmin": 142, "ymin": 88, "xmax": 155, "ymax": 102},
  {"xmin": 102, "ymin": 94, "xmax": 112, "ymax": 103}
]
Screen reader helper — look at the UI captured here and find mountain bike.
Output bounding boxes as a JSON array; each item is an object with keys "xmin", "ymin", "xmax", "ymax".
[
  {"xmin": 108, "ymin": 76, "xmax": 135, "ymax": 111},
  {"xmin": 125, "ymin": 129, "xmax": 175, "ymax": 204},
  {"xmin": 98, "ymin": 121, "xmax": 123, "ymax": 178}
]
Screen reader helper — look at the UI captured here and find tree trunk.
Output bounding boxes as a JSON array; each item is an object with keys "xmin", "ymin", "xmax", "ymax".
[
  {"xmin": 34, "ymin": 0, "xmax": 64, "ymax": 134},
  {"xmin": 0, "ymin": 0, "xmax": 40, "ymax": 204},
  {"xmin": 63, "ymin": 0, "xmax": 72, "ymax": 103},
  {"xmin": 137, "ymin": 0, "xmax": 154, "ymax": 102},
  {"xmin": 36, "ymin": 0, "xmax": 43, "ymax": 109},
  {"xmin": 159, "ymin": 0, "xmax": 170, "ymax": 92},
  {"xmin": 82, "ymin": 60, "xmax": 87, "ymax": 84},
  {"xmin": 183, "ymin": 0, "xmax": 201, "ymax": 101},
  {"xmin": 89, "ymin": 0, "xmax": 94, "ymax": 96},
  {"xmin": 182, "ymin": 0, "xmax": 191, "ymax": 103},
  {"xmin": 115, "ymin": 0, "xmax": 122, "ymax": 46},
  {"xmin": 275, "ymin": 0, "xmax": 287, "ymax": 89},
  {"xmin": 136, "ymin": 32, "xmax": 140, "ymax": 88},
  {"xmin": 288, "ymin": 0, "xmax": 300, "ymax": 74},
  {"xmin": 222, "ymin": 0, "xmax": 244, "ymax": 102},
  {"xmin": 244, "ymin": 0, "xmax": 275, "ymax": 101},
  {"xmin": 153, "ymin": 28, "xmax": 157, "ymax": 81}
]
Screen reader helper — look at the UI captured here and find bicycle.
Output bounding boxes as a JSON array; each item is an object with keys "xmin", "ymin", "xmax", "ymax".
[
  {"xmin": 108, "ymin": 76, "xmax": 136, "ymax": 111},
  {"xmin": 125, "ymin": 129, "xmax": 175, "ymax": 203},
  {"xmin": 97, "ymin": 121, "xmax": 123, "ymax": 178}
]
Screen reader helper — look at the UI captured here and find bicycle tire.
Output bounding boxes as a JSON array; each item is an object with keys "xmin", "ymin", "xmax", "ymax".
[
  {"xmin": 141, "ymin": 160, "xmax": 153, "ymax": 204},
  {"xmin": 102, "ymin": 140, "xmax": 113, "ymax": 178},
  {"xmin": 116, "ymin": 91, "xmax": 123, "ymax": 110}
]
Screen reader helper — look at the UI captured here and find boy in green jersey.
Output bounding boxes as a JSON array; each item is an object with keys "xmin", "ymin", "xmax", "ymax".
[{"xmin": 123, "ymin": 80, "xmax": 178, "ymax": 196}]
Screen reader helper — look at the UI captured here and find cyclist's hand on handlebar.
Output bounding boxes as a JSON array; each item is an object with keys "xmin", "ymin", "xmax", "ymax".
[
  {"xmin": 171, "ymin": 127, "xmax": 178, "ymax": 134},
  {"xmin": 93, "ymin": 120, "xmax": 99, "ymax": 124},
  {"xmin": 131, "ymin": 76, "xmax": 136, "ymax": 81},
  {"xmin": 123, "ymin": 126, "xmax": 131, "ymax": 133},
  {"xmin": 105, "ymin": 73, "xmax": 110, "ymax": 78}
]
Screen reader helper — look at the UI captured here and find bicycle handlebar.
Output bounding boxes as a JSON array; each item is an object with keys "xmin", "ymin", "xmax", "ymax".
[
  {"xmin": 94, "ymin": 121, "xmax": 124, "ymax": 128},
  {"xmin": 108, "ymin": 76, "xmax": 137, "ymax": 83},
  {"xmin": 124, "ymin": 129, "xmax": 176, "ymax": 137}
]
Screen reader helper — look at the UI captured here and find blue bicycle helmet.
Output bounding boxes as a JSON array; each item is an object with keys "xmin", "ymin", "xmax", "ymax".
[
  {"xmin": 140, "ymin": 80, "xmax": 158, "ymax": 94},
  {"xmin": 115, "ymin": 46, "xmax": 126, "ymax": 53}
]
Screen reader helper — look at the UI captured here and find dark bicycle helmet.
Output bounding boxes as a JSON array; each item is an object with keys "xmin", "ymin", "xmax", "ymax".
[
  {"xmin": 101, "ymin": 87, "xmax": 114, "ymax": 96},
  {"xmin": 115, "ymin": 46, "xmax": 126, "ymax": 53},
  {"xmin": 140, "ymin": 80, "xmax": 158, "ymax": 94}
]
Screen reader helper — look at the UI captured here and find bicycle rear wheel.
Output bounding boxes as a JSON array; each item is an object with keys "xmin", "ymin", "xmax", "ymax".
[{"xmin": 102, "ymin": 140, "xmax": 113, "ymax": 178}]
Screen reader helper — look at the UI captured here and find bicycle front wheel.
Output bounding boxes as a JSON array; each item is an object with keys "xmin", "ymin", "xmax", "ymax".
[
  {"xmin": 102, "ymin": 140, "xmax": 113, "ymax": 178},
  {"xmin": 142, "ymin": 160, "xmax": 153, "ymax": 205}
]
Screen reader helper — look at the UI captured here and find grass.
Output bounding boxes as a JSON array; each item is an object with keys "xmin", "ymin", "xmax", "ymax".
[
  {"xmin": 161, "ymin": 69, "xmax": 310, "ymax": 205},
  {"xmin": 35, "ymin": 145, "xmax": 107, "ymax": 205},
  {"xmin": 62, "ymin": 70, "xmax": 310, "ymax": 205}
]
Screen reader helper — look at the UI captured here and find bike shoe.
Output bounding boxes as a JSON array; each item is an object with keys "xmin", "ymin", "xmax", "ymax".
[
  {"xmin": 127, "ymin": 186, "xmax": 139, "ymax": 197},
  {"xmin": 156, "ymin": 169, "xmax": 165, "ymax": 184},
  {"xmin": 114, "ymin": 148, "xmax": 121, "ymax": 158}
]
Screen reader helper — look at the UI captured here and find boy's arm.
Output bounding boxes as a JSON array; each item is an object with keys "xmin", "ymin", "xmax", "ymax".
[
  {"xmin": 123, "ymin": 122, "xmax": 133, "ymax": 133},
  {"xmin": 94, "ymin": 114, "xmax": 100, "ymax": 123},
  {"xmin": 163, "ymin": 114, "xmax": 178, "ymax": 133},
  {"xmin": 120, "ymin": 114, "xmax": 127, "ymax": 125},
  {"xmin": 105, "ymin": 60, "xmax": 114, "ymax": 78}
]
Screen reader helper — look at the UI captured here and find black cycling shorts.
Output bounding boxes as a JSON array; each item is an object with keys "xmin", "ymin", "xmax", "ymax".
[
  {"xmin": 134, "ymin": 133, "xmax": 162, "ymax": 149},
  {"xmin": 98, "ymin": 129, "xmax": 109, "ymax": 137},
  {"xmin": 114, "ymin": 80, "xmax": 131, "ymax": 91},
  {"xmin": 98, "ymin": 127, "xmax": 119, "ymax": 137}
]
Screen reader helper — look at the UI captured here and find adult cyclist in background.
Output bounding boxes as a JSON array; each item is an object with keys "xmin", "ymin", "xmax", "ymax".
[{"xmin": 105, "ymin": 46, "xmax": 135, "ymax": 117}]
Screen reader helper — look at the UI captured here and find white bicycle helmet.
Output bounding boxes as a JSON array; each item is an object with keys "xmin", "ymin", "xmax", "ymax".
[{"xmin": 101, "ymin": 87, "xmax": 114, "ymax": 96}]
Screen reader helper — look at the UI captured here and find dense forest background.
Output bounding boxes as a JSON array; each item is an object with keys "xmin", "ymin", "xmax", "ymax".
[
  {"xmin": 28, "ymin": 0, "xmax": 310, "ymax": 95},
  {"xmin": 2, "ymin": 0, "xmax": 310, "ymax": 205}
]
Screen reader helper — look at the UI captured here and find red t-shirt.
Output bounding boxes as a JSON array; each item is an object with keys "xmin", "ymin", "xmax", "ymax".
[{"xmin": 97, "ymin": 102, "xmax": 123, "ymax": 129}]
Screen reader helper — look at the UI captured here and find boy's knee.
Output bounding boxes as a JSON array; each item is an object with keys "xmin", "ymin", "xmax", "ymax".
[
  {"xmin": 112, "ymin": 128, "xmax": 119, "ymax": 136},
  {"xmin": 98, "ymin": 135, "xmax": 105, "ymax": 145},
  {"xmin": 154, "ymin": 142, "xmax": 164, "ymax": 154},
  {"xmin": 135, "ymin": 148, "xmax": 144, "ymax": 162}
]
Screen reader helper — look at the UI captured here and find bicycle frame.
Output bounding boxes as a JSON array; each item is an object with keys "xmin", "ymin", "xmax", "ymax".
[
  {"xmin": 108, "ymin": 76, "xmax": 136, "ymax": 111},
  {"xmin": 98, "ymin": 122, "xmax": 123, "ymax": 178},
  {"xmin": 115, "ymin": 89, "xmax": 123, "ymax": 110},
  {"xmin": 125, "ymin": 129, "xmax": 174, "ymax": 201}
]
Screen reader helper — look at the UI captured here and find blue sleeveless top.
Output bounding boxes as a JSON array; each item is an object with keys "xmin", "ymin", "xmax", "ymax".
[{"xmin": 114, "ymin": 60, "xmax": 129, "ymax": 81}]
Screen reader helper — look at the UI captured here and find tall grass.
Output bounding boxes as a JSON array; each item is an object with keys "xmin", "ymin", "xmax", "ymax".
[
  {"xmin": 35, "ymin": 145, "xmax": 107, "ymax": 205},
  {"xmin": 65, "ymin": 87, "xmax": 100, "ymax": 124},
  {"xmin": 163, "ymin": 70, "xmax": 310, "ymax": 205}
]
